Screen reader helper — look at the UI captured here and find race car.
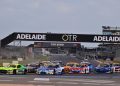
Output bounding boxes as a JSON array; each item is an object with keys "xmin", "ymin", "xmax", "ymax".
[
  {"xmin": 36, "ymin": 65, "xmax": 52, "ymax": 75},
  {"xmin": 95, "ymin": 64, "xmax": 113, "ymax": 73},
  {"xmin": 64, "ymin": 62, "xmax": 79, "ymax": 74},
  {"xmin": 69, "ymin": 64, "xmax": 90, "ymax": 74},
  {"xmin": 36, "ymin": 64, "xmax": 64, "ymax": 75},
  {"xmin": 26, "ymin": 63, "xmax": 40, "ymax": 73},
  {"xmin": 80, "ymin": 61, "xmax": 94, "ymax": 73},
  {"xmin": 0, "ymin": 64, "xmax": 27, "ymax": 74},
  {"xmin": 64, "ymin": 62, "xmax": 90, "ymax": 74},
  {"xmin": 112, "ymin": 63, "xmax": 120, "ymax": 73},
  {"xmin": 54, "ymin": 65, "xmax": 64, "ymax": 75}
]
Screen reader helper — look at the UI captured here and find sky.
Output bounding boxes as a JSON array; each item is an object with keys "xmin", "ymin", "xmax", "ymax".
[{"xmin": 0, "ymin": 0, "xmax": 120, "ymax": 47}]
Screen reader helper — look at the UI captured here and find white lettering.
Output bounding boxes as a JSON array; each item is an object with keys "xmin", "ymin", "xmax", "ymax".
[
  {"xmin": 73, "ymin": 35, "xmax": 77, "ymax": 41},
  {"xmin": 93, "ymin": 36, "xmax": 120, "ymax": 42},
  {"xmin": 62, "ymin": 35, "xmax": 68, "ymax": 41},
  {"xmin": 25, "ymin": 34, "xmax": 30, "ymax": 39},
  {"xmin": 16, "ymin": 34, "xmax": 21, "ymax": 39},
  {"xmin": 31, "ymin": 34, "xmax": 36, "ymax": 39},
  {"xmin": 93, "ymin": 36, "xmax": 98, "ymax": 41},
  {"xmin": 109, "ymin": 36, "xmax": 113, "ymax": 41},
  {"xmin": 102, "ymin": 36, "xmax": 106, "ymax": 41},
  {"xmin": 98, "ymin": 36, "xmax": 103, "ymax": 41},
  {"xmin": 115, "ymin": 37, "xmax": 120, "ymax": 41},
  {"xmin": 21, "ymin": 34, "xmax": 26, "ymax": 39},
  {"xmin": 16, "ymin": 34, "xmax": 46, "ymax": 40},
  {"xmin": 62, "ymin": 35, "xmax": 77, "ymax": 42}
]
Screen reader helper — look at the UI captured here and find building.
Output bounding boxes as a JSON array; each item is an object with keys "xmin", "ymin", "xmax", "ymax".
[{"xmin": 98, "ymin": 26, "xmax": 120, "ymax": 60}]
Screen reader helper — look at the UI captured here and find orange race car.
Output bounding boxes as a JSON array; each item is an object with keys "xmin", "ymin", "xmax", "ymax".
[
  {"xmin": 64, "ymin": 62, "xmax": 80, "ymax": 74},
  {"xmin": 64, "ymin": 62, "xmax": 90, "ymax": 74}
]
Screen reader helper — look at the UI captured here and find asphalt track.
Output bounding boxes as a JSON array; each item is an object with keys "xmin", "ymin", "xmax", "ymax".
[{"xmin": 0, "ymin": 74, "xmax": 120, "ymax": 86}]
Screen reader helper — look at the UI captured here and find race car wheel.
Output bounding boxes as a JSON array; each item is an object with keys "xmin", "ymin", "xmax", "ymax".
[
  {"xmin": 24, "ymin": 69, "xmax": 27, "ymax": 74},
  {"xmin": 84, "ymin": 69, "xmax": 86, "ymax": 74},
  {"xmin": 13, "ymin": 70, "xmax": 16, "ymax": 75},
  {"xmin": 61, "ymin": 69, "xmax": 64, "ymax": 74},
  {"xmin": 53, "ymin": 69, "xmax": 56, "ymax": 75},
  {"xmin": 110, "ymin": 69, "xmax": 113, "ymax": 74},
  {"xmin": 84, "ymin": 68, "xmax": 89, "ymax": 74}
]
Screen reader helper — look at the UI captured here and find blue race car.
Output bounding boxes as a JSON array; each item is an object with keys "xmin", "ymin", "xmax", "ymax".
[
  {"xmin": 36, "ymin": 65, "xmax": 55, "ymax": 75},
  {"xmin": 36, "ymin": 65, "xmax": 64, "ymax": 75},
  {"xmin": 95, "ymin": 64, "xmax": 113, "ymax": 73}
]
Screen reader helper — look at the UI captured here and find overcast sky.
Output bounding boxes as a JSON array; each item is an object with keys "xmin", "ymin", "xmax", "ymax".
[{"xmin": 0, "ymin": 0, "xmax": 120, "ymax": 47}]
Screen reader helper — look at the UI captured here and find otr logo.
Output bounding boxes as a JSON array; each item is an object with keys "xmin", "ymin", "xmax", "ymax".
[{"xmin": 62, "ymin": 34, "xmax": 77, "ymax": 42}]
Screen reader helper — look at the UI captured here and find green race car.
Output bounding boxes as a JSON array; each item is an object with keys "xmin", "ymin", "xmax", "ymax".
[{"xmin": 0, "ymin": 64, "xmax": 27, "ymax": 74}]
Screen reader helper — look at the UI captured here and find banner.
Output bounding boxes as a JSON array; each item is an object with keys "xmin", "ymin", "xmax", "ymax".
[
  {"xmin": 14, "ymin": 32, "xmax": 120, "ymax": 43},
  {"xmin": 2, "ymin": 32, "xmax": 120, "ymax": 47}
]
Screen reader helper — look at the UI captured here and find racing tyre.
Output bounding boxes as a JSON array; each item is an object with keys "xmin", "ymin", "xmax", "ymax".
[
  {"xmin": 24, "ymin": 69, "xmax": 27, "ymax": 74},
  {"xmin": 53, "ymin": 69, "xmax": 56, "ymax": 75},
  {"xmin": 110, "ymin": 69, "xmax": 113, "ymax": 74},
  {"xmin": 13, "ymin": 70, "xmax": 16, "ymax": 75},
  {"xmin": 61, "ymin": 69, "xmax": 64, "ymax": 75},
  {"xmin": 85, "ymin": 69, "xmax": 86, "ymax": 74}
]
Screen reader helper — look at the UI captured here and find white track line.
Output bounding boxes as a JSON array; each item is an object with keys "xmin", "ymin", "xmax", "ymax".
[
  {"xmin": 28, "ymin": 81, "xmax": 52, "ymax": 84},
  {"xmin": 34, "ymin": 78, "xmax": 50, "ymax": 81}
]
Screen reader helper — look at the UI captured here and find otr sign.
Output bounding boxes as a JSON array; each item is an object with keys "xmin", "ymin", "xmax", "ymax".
[{"xmin": 62, "ymin": 34, "xmax": 77, "ymax": 42}]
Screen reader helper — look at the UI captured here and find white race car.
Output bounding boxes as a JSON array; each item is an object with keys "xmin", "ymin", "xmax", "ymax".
[{"xmin": 36, "ymin": 65, "xmax": 64, "ymax": 75}]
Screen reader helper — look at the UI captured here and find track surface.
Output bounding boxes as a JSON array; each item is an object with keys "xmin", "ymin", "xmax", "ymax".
[{"xmin": 0, "ymin": 74, "xmax": 120, "ymax": 86}]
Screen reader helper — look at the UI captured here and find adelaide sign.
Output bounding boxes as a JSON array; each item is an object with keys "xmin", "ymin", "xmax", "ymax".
[
  {"xmin": 16, "ymin": 34, "xmax": 46, "ymax": 40},
  {"xmin": 93, "ymin": 36, "xmax": 120, "ymax": 42},
  {"xmin": 2, "ymin": 32, "xmax": 120, "ymax": 47},
  {"xmin": 14, "ymin": 32, "xmax": 120, "ymax": 43}
]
